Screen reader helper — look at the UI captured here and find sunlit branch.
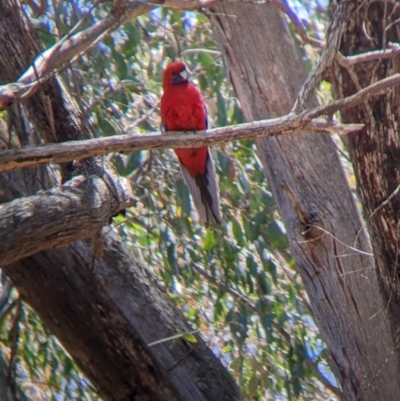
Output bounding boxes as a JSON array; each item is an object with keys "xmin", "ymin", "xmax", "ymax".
[
  {"xmin": 303, "ymin": 73, "xmax": 400, "ymax": 120},
  {"xmin": 0, "ymin": 118, "xmax": 362, "ymax": 174},
  {"xmin": 0, "ymin": 173, "xmax": 135, "ymax": 266}
]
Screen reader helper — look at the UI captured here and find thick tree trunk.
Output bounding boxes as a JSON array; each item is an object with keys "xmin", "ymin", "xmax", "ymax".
[
  {"xmin": 334, "ymin": 0, "xmax": 400, "ymax": 390},
  {"xmin": 7, "ymin": 233, "xmax": 242, "ymax": 401},
  {"xmin": 0, "ymin": 1, "xmax": 244, "ymax": 400},
  {"xmin": 211, "ymin": 1, "xmax": 400, "ymax": 400}
]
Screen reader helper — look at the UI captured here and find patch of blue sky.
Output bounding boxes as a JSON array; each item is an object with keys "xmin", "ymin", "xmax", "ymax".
[
  {"xmin": 182, "ymin": 11, "xmax": 198, "ymax": 31},
  {"xmin": 111, "ymin": 27, "xmax": 129, "ymax": 46},
  {"xmin": 149, "ymin": 7, "xmax": 198, "ymax": 31},
  {"xmin": 288, "ymin": 0, "xmax": 328, "ymax": 19}
]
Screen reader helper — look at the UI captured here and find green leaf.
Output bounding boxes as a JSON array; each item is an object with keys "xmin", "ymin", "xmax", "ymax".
[
  {"xmin": 266, "ymin": 221, "xmax": 288, "ymax": 251},
  {"xmin": 175, "ymin": 178, "xmax": 192, "ymax": 217},
  {"xmin": 232, "ymin": 219, "xmax": 244, "ymax": 247},
  {"xmin": 204, "ymin": 230, "xmax": 217, "ymax": 251},
  {"xmin": 257, "ymin": 271, "xmax": 270, "ymax": 296},
  {"xmin": 241, "ymin": 212, "xmax": 252, "ymax": 241},
  {"xmin": 111, "ymin": 48, "xmax": 128, "ymax": 79},
  {"xmin": 222, "ymin": 345, "xmax": 233, "ymax": 353},
  {"xmin": 198, "ymin": 53, "xmax": 214, "ymax": 69},
  {"xmin": 246, "ymin": 254, "xmax": 258, "ymax": 276},
  {"xmin": 183, "ymin": 332, "xmax": 198, "ymax": 343}
]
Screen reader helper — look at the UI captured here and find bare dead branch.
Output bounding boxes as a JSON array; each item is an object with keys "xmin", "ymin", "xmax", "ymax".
[
  {"xmin": 154, "ymin": 0, "xmax": 220, "ymax": 10},
  {"xmin": 0, "ymin": 118, "xmax": 363, "ymax": 174},
  {"xmin": 344, "ymin": 46, "xmax": 400, "ymax": 65}
]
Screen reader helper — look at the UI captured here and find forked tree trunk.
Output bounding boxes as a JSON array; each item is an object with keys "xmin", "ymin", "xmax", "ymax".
[
  {"xmin": 211, "ymin": 1, "xmax": 400, "ymax": 400},
  {"xmin": 0, "ymin": 2, "xmax": 244, "ymax": 400}
]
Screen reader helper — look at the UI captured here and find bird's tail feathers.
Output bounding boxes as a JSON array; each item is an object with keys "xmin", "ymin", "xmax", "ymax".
[{"xmin": 180, "ymin": 152, "xmax": 221, "ymax": 226}]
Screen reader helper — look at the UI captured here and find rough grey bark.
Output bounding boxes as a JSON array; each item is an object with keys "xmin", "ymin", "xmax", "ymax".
[
  {"xmin": 211, "ymin": 1, "xmax": 400, "ymax": 400},
  {"xmin": 0, "ymin": 1, "xmax": 244, "ymax": 401},
  {"xmin": 333, "ymin": 0, "xmax": 400, "ymax": 388}
]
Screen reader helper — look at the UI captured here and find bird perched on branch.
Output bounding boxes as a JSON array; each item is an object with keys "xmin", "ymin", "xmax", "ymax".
[{"xmin": 161, "ymin": 61, "xmax": 221, "ymax": 226}]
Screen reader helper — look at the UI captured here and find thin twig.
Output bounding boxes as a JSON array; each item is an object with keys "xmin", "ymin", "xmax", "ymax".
[
  {"xmin": 340, "ymin": 47, "xmax": 400, "ymax": 65},
  {"xmin": 147, "ymin": 329, "xmax": 200, "ymax": 347}
]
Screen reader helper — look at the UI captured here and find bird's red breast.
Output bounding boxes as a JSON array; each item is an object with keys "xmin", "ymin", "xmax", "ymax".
[{"xmin": 161, "ymin": 61, "xmax": 208, "ymax": 176}]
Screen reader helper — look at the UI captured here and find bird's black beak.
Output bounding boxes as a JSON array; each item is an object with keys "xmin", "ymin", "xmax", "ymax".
[{"xmin": 172, "ymin": 69, "xmax": 189, "ymax": 84}]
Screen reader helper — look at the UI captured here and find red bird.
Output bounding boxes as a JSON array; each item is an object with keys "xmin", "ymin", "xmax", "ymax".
[{"xmin": 161, "ymin": 61, "xmax": 221, "ymax": 225}]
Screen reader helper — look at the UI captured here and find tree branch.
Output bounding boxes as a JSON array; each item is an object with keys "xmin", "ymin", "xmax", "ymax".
[
  {"xmin": 0, "ymin": 173, "xmax": 134, "ymax": 266},
  {"xmin": 343, "ymin": 44, "xmax": 400, "ymax": 65},
  {"xmin": 293, "ymin": 1, "xmax": 362, "ymax": 112},
  {"xmin": 304, "ymin": 72, "xmax": 400, "ymax": 120},
  {"xmin": 0, "ymin": 118, "xmax": 362, "ymax": 173},
  {"xmin": 0, "ymin": 0, "xmax": 218, "ymax": 110},
  {"xmin": 3, "ymin": 60, "xmax": 399, "ymax": 176}
]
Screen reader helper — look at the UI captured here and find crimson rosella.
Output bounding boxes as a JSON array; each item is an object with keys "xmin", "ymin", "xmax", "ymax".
[{"xmin": 160, "ymin": 61, "xmax": 221, "ymax": 225}]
